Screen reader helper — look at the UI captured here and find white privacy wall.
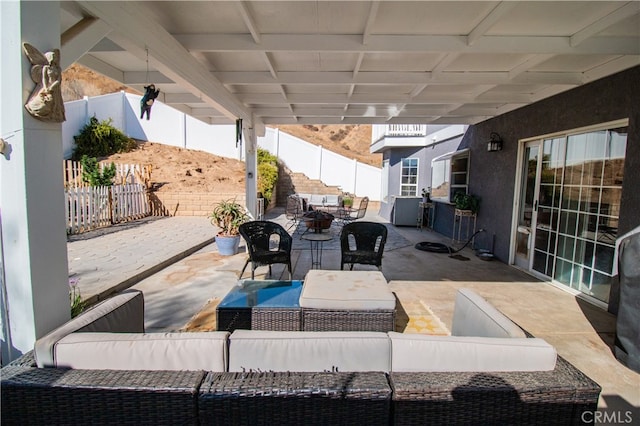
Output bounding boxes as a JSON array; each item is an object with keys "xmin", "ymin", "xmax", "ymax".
[{"xmin": 62, "ymin": 93, "xmax": 381, "ymax": 200}]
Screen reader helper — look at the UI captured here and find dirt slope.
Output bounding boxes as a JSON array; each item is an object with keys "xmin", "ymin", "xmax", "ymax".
[{"xmin": 63, "ymin": 64, "xmax": 381, "ymax": 193}]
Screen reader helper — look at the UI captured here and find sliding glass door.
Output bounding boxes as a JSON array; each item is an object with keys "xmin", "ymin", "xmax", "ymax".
[{"xmin": 514, "ymin": 123, "xmax": 627, "ymax": 303}]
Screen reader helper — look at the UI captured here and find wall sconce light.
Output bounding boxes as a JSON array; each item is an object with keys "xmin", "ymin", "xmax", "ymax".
[{"xmin": 487, "ymin": 132, "xmax": 503, "ymax": 152}]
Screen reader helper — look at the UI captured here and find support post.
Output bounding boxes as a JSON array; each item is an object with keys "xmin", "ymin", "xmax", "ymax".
[
  {"xmin": 244, "ymin": 125, "xmax": 258, "ymax": 219},
  {"xmin": 1, "ymin": 0, "xmax": 70, "ymax": 363}
]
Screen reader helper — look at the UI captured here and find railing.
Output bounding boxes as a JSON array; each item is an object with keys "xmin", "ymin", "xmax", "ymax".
[
  {"xmin": 371, "ymin": 124, "xmax": 427, "ymax": 141},
  {"xmin": 65, "ymin": 184, "xmax": 150, "ymax": 234}
]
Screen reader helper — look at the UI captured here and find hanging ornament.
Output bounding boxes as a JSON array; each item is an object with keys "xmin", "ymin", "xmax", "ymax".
[
  {"xmin": 236, "ymin": 118, "xmax": 243, "ymax": 148},
  {"xmin": 140, "ymin": 47, "xmax": 159, "ymax": 120}
]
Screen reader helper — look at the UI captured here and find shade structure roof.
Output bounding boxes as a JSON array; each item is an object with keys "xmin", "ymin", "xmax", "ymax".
[{"xmin": 60, "ymin": 1, "xmax": 640, "ymax": 132}]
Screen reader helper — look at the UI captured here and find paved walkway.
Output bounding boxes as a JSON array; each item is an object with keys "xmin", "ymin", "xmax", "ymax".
[{"xmin": 68, "ymin": 216, "xmax": 215, "ymax": 305}]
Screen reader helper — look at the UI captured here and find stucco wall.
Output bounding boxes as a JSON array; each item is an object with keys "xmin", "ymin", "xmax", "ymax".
[
  {"xmin": 379, "ymin": 140, "xmax": 462, "ymax": 222},
  {"xmin": 432, "ymin": 66, "xmax": 639, "ymax": 311}
]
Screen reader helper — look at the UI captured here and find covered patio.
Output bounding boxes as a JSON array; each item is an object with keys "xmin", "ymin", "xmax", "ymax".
[{"xmin": 2, "ymin": 1, "xmax": 639, "ymax": 422}]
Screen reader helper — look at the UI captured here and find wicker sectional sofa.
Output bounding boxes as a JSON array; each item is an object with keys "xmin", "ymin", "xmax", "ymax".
[{"xmin": 1, "ymin": 289, "xmax": 601, "ymax": 425}]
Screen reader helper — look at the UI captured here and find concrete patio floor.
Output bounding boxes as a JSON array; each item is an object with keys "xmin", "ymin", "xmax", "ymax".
[{"xmin": 70, "ymin": 207, "xmax": 639, "ymax": 419}]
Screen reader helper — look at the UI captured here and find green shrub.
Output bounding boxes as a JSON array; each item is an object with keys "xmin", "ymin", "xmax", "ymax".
[
  {"xmin": 257, "ymin": 148, "xmax": 278, "ymax": 207},
  {"xmin": 80, "ymin": 155, "xmax": 116, "ymax": 186},
  {"xmin": 72, "ymin": 116, "xmax": 137, "ymax": 160}
]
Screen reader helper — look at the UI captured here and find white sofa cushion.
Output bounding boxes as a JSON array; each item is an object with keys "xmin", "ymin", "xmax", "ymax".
[
  {"xmin": 389, "ymin": 332, "xmax": 557, "ymax": 372},
  {"xmin": 35, "ymin": 290, "xmax": 145, "ymax": 367},
  {"xmin": 228, "ymin": 330, "xmax": 391, "ymax": 372},
  {"xmin": 54, "ymin": 332, "xmax": 229, "ymax": 371},
  {"xmin": 452, "ymin": 288, "xmax": 526, "ymax": 338},
  {"xmin": 300, "ymin": 270, "xmax": 395, "ymax": 310},
  {"xmin": 324, "ymin": 195, "xmax": 342, "ymax": 206}
]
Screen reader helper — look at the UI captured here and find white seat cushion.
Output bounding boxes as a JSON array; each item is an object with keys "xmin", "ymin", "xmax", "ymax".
[
  {"xmin": 324, "ymin": 195, "xmax": 341, "ymax": 206},
  {"xmin": 389, "ymin": 332, "xmax": 556, "ymax": 372},
  {"xmin": 452, "ymin": 288, "xmax": 526, "ymax": 338},
  {"xmin": 54, "ymin": 332, "xmax": 229, "ymax": 371},
  {"xmin": 35, "ymin": 290, "xmax": 145, "ymax": 367},
  {"xmin": 228, "ymin": 330, "xmax": 391, "ymax": 372},
  {"xmin": 300, "ymin": 270, "xmax": 395, "ymax": 310}
]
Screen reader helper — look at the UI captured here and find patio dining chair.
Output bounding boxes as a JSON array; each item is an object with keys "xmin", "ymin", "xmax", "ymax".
[
  {"xmin": 285, "ymin": 194, "xmax": 305, "ymax": 232},
  {"xmin": 239, "ymin": 221, "xmax": 293, "ymax": 279},
  {"xmin": 340, "ymin": 221, "xmax": 387, "ymax": 271},
  {"xmin": 336, "ymin": 196, "xmax": 369, "ymax": 226}
]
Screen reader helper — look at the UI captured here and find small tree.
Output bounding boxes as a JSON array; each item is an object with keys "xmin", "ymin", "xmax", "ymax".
[{"xmin": 80, "ymin": 155, "xmax": 116, "ymax": 186}]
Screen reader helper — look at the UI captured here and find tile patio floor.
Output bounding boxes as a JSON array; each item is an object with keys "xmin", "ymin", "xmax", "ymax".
[{"xmin": 70, "ymin": 207, "xmax": 638, "ymax": 418}]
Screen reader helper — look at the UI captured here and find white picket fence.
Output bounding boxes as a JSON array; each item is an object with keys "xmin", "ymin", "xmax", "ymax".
[
  {"xmin": 64, "ymin": 160, "xmax": 151, "ymax": 189},
  {"xmin": 65, "ymin": 184, "xmax": 150, "ymax": 234}
]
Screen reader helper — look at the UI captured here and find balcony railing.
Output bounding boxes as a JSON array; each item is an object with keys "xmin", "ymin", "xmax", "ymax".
[{"xmin": 371, "ymin": 124, "xmax": 427, "ymax": 142}]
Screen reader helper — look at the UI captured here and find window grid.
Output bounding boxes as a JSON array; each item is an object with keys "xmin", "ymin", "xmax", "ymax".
[
  {"xmin": 532, "ymin": 128, "xmax": 626, "ymax": 303},
  {"xmin": 400, "ymin": 158, "xmax": 418, "ymax": 196}
]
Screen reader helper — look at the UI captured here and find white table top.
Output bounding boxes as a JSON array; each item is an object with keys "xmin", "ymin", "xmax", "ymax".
[{"xmin": 300, "ymin": 232, "xmax": 334, "ymax": 242}]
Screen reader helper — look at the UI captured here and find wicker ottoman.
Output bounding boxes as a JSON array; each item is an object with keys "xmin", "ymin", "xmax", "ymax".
[{"xmin": 299, "ymin": 270, "xmax": 396, "ymax": 331}]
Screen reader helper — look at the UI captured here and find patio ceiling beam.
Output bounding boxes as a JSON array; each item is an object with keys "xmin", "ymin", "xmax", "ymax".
[
  {"xmin": 76, "ymin": 54, "xmax": 124, "ymax": 83},
  {"xmin": 89, "ymin": 38, "xmax": 125, "ymax": 52},
  {"xmin": 583, "ymin": 55, "xmax": 640, "ymax": 82},
  {"xmin": 122, "ymin": 71, "xmax": 174, "ymax": 85},
  {"xmin": 238, "ymin": 92, "xmax": 533, "ymax": 105},
  {"xmin": 76, "ymin": 1, "xmax": 256, "ymax": 127},
  {"xmin": 362, "ymin": 1, "xmax": 379, "ymax": 45},
  {"xmin": 571, "ymin": 2, "xmax": 640, "ymax": 47},
  {"xmin": 467, "ymin": 1, "xmax": 517, "ymax": 46},
  {"xmin": 214, "ymin": 71, "xmax": 584, "ymax": 85},
  {"xmin": 260, "ymin": 115, "xmax": 492, "ymax": 125},
  {"xmin": 173, "ymin": 33, "xmax": 640, "ymax": 55},
  {"xmin": 190, "ymin": 107, "xmax": 231, "ymax": 118},
  {"xmin": 162, "ymin": 93, "xmax": 202, "ymax": 103},
  {"xmin": 60, "ymin": 17, "xmax": 112, "ymax": 70},
  {"xmin": 252, "ymin": 105, "xmax": 459, "ymax": 117}
]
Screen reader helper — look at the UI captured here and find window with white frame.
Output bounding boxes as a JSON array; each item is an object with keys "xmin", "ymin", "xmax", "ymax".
[
  {"xmin": 400, "ymin": 158, "xmax": 418, "ymax": 196},
  {"xmin": 431, "ymin": 149, "xmax": 469, "ymax": 202}
]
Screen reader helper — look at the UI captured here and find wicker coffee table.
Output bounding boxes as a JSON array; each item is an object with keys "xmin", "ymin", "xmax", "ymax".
[{"xmin": 216, "ymin": 280, "xmax": 303, "ymax": 332}]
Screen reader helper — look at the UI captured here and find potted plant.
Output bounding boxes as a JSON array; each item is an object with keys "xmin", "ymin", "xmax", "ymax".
[
  {"xmin": 453, "ymin": 192, "xmax": 480, "ymax": 214},
  {"xmin": 209, "ymin": 198, "xmax": 249, "ymax": 255},
  {"xmin": 421, "ymin": 187, "xmax": 431, "ymax": 203},
  {"xmin": 342, "ymin": 193, "xmax": 354, "ymax": 208}
]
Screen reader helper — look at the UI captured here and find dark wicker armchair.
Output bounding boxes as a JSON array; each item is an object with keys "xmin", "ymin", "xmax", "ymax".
[
  {"xmin": 239, "ymin": 221, "xmax": 293, "ymax": 279},
  {"xmin": 340, "ymin": 221, "xmax": 388, "ymax": 271}
]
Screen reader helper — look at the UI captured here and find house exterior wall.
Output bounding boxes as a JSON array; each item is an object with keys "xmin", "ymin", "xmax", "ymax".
[
  {"xmin": 378, "ymin": 140, "xmax": 462, "ymax": 222},
  {"xmin": 431, "ymin": 65, "xmax": 640, "ymax": 313}
]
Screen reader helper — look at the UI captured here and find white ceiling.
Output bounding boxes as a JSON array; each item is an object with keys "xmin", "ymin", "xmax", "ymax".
[{"xmin": 60, "ymin": 1, "xmax": 640, "ymax": 133}]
